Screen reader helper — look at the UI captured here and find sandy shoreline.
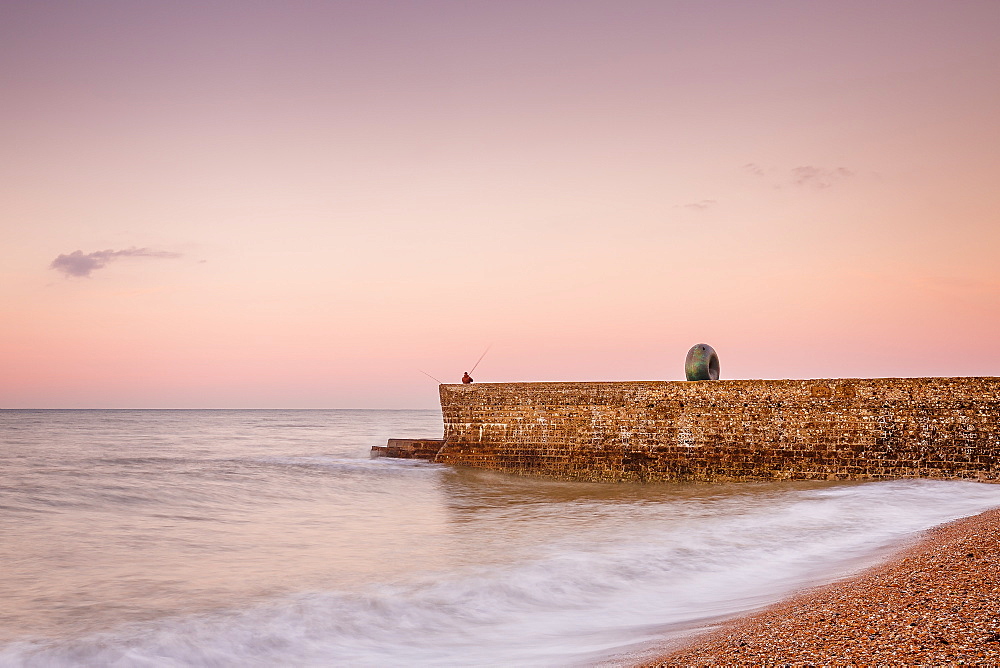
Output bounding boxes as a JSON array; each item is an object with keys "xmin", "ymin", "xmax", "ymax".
[{"xmin": 642, "ymin": 507, "xmax": 1000, "ymax": 666}]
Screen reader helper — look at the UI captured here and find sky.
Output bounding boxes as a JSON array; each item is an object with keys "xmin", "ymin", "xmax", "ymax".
[{"xmin": 1, "ymin": 0, "xmax": 998, "ymax": 408}]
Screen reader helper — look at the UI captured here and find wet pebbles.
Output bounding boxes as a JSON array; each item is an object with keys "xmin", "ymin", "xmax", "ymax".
[{"xmin": 647, "ymin": 507, "xmax": 1000, "ymax": 666}]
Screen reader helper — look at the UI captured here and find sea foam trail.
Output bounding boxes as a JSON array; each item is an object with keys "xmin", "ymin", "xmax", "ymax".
[{"xmin": 4, "ymin": 479, "xmax": 1000, "ymax": 668}]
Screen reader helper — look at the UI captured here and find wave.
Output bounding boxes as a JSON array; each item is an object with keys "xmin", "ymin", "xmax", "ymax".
[
  {"xmin": 250, "ymin": 455, "xmax": 445, "ymax": 477},
  {"xmin": 4, "ymin": 479, "xmax": 1000, "ymax": 667}
]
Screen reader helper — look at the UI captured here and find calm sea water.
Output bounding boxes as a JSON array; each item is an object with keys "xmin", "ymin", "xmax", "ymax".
[{"xmin": 2, "ymin": 409, "xmax": 1000, "ymax": 667}]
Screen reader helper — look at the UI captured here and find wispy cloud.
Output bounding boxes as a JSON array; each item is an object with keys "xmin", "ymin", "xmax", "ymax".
[
  {"xmin": 680, "ymin": 199, "xmax": 718, "ymax": 211},
  {"xmin": 50, "ymin": 247, "xmax": 182, "ymax": 278},
  {"xmin": 791, "ymin": 166, "xmax": 854, "ymax": 189},
  {"xmin": 742, "ymin": 163, "xmax": 855, "ymax": 189}
]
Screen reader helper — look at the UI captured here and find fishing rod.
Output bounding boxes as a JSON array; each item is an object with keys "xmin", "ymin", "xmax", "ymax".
[
  {"xmin": 468, "ymin": 344, "xmax": 492, "ymax": 374},
  {"xmin": 417, "ymin": 369, "xmax": 445, "ymax": 384}
]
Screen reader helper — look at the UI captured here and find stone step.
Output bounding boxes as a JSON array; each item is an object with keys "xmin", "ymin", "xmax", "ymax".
[{"xmin": 370, "ymin": 438, "xmax": 444, "ymax": 460}]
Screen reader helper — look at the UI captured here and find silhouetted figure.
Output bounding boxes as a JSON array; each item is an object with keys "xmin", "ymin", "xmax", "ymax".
[{"xmin": 462, "ymin": 372, "xmax": 473, "ymax": 384}]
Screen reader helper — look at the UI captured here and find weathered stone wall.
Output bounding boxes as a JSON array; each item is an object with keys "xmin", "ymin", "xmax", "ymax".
[{"xmin": 435, "ymin": 378, "xmax": 1000, "ymax": 483}]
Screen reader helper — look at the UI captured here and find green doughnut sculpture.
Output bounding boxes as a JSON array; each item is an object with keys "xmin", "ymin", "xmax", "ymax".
[{"xmin": 685, "ymin": 343, "xmax": 720, "ymax": 381}]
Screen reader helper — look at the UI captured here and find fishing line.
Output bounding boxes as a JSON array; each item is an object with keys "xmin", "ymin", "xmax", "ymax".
[
  {"xmin": 417, "ymin": 369, "xmax": 445, "ymax": 384},
  {"xmin": 469, "ymin": 344, "xmax": 492, "ymax": 374}
]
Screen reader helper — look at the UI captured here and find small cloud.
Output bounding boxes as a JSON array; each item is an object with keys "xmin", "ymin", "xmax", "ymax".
[
  {"xmin": 791, "ymin": 166, "xmax": 854, "ymax": 189},
  {"xmin": 680, "ymin": 199, "xmax": 718, "ymax": 211},
  {"xmin": 743, "ymin": 163, "xmax": 856, "ymax": 190},
  {"xmin": 50, "ymin": 247, "xmax": 182, "ymax": 278}
]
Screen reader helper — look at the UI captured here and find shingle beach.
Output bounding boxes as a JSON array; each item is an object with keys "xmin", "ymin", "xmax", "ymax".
[{"xmin": 646, "ymin": 507, "xmax": 1000, "ymax": 666}]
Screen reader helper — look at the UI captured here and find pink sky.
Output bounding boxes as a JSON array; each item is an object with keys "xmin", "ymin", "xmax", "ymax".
[{"xmin": 2, "ymin": 0, "xmax": 998, "ymax": 408}]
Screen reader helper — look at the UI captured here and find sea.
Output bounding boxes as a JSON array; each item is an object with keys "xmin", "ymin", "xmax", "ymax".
[{"xmin": 3, "ymin": 409, "xmax": 1000, "ymax": 667}]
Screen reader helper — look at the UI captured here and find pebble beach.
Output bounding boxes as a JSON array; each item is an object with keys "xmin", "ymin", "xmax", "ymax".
[{"xmin": 646, "ymin": 506, "xmax": 1000, "ymax": 666}]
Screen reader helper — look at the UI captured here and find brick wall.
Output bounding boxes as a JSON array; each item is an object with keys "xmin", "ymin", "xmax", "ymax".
[{"xmin": 435, "ymin": 378, "xmax": 1000, "ymax": 483}]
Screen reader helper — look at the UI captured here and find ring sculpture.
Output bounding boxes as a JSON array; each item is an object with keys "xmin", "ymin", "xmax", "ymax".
[{"xmin": 685, "ymin": 343, "xmax": 720, "ymax": 381}]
